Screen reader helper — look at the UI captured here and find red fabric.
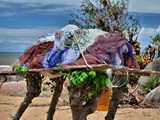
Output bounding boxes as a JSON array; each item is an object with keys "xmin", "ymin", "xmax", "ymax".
[
  {"xmin": 28, "ymin": 54, "xmax": 44, "ymax": 69},
  {"xmin": 124, "ymin": 54, "xmax": 140, "ymax": 69},
  {"xmin": 71, "ymin": 51, "xmax": 102, "ymax": 65},
  {"xmin": 19, "ymin": 41, "xmax": 54, "ymax": 69}
]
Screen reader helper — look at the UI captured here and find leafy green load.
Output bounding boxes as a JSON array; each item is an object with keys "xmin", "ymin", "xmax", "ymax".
[
  {"xmin": 12, "ymin": 65, "xmax": 27, "ymax": 78},
  {"xmin": 60, "ymin": 70, "xmax": 109, "ymax": 102}
]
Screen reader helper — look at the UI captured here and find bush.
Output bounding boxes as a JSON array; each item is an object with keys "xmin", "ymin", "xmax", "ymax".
[{"xmin": 141, "ymin": 75, "xmax": 160, "ymax": 93}]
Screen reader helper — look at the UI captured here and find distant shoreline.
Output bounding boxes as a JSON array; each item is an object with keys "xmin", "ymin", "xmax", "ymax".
[{"xmin": 0, "ymin": 52, "xmax": 21, "ymax": 65}]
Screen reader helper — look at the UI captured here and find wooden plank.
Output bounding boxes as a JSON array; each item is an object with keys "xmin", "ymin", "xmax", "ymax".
[
  {"xmin": 0, "ymin": 64, "xmax": 160, "ymax": 77},
  {"xmin": 0, "ymin": 71, "xmax": 17, "ymax": 76},
  {"xmin": 28, "ymin": 64, "xmax": 160, "ymax": 76}
]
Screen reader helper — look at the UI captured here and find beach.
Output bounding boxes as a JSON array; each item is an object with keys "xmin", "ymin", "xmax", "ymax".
[
  {"xmin": 0, "ymin": 81, "xmax": 160, "ymax": 120},
  {"xmin": 0, "ymin": 52, "xmax": 160, "ymax": 120}
]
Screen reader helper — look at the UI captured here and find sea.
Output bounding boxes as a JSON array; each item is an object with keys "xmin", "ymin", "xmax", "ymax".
[
  {"xmin": 0, "ymin": 52, "xmax": 22, "ymax": 70},
  {"xmin": 0, "ymin": 52, "xmax": 24, "ymax": 82}
]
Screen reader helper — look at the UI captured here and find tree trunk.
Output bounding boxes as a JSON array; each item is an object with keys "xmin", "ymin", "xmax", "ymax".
[
  {"xmin": 105, "ymin": 87, "xmax": 123, "ymax": 120},
  {"xmin": 68, "ymin": 87, "xmax": 99, "ymax": 120},
  {"xmin": 69, "ymin": 88, "xmax": 84, "ymax": 120},
  {"xmin": 47, "ymin": 78, "xmax": 65, "ymax": 120},
  {"xmin": 12, "ymin": 73, "xmax": 42, "ymax": 120},
  {"xmin": 71, "ymin": 105, "xmax": 85, "ymax": 120}
]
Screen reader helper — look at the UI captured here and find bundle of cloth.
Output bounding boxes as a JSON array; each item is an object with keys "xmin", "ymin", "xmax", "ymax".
[{"xmin": 19, "ymin": 24, "xmax": 140, "ymax": 69}]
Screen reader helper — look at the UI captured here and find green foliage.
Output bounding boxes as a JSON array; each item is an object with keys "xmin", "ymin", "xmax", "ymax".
[
  {"xmin": 122, "ymin": 86, "xmax": 129, "ymax": 94},
  {"xmin": 12, "ymin": 64, "xmax": 27, "ymax": 78},
  {"xmin": 56, "ymin": 63, "xmax": 61, "ymax": 68},
  {"xmin": 70, "ymin": 0, "xmax": 141, "ymax": 40},
  {"xmin": 128, "ymin": 75, "xmax": 138, "ymax": 87},
  {"xmin": 42, "ymin": 87, "xmax": 48, "ymax": 92},
  {"xmin": 141, "ymin": 75, "xmax": 160, "ymax": 93},
  {"xmin": 70, "ymin": 70, "xmax": 94, "ymax": 87},
  {"xmin": 136, "ymin": 56, "xmax": 147, "ymax": 69},
  {"xmin": 68, "ymin": 70, "xmax": 109, "ymax": 102},
  {"xmin": 69, "ymin": 70, "xmax": 108, "ymax": 88},
  {"xmin": 59, "ymin": 71, "xmax": 69, "ymax": 80},
  {"xmin": 150, "ymin": 34, "xmax": 160, "ymax": 46},
  {"xmin": 126, "ymin": 15, "xmax": 141, "ymax": 41},
  {"xmin": 59, "ymin": 69, "xmax": 109, "ymax": 102}
]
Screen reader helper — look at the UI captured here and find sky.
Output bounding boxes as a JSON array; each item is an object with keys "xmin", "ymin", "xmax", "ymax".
[{"xmin": 0, "ymin": 0, "xmax": 160, "ymax": 52}]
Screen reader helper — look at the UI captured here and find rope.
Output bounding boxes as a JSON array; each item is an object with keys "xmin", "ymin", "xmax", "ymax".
[{"xmin": 74, "ymin": 32, "xmax": 93, "ymax": 69}]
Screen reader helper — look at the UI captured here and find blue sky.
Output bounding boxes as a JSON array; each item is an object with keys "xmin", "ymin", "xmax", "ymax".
[{"xmin": 0, "ymin": 0, "xmax": 160, "ymax": 52}]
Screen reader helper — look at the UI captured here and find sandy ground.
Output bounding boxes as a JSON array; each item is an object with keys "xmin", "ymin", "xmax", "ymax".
[{"xmin": 0, "ymin": 81, "xmax": 160, "ymax": 120}]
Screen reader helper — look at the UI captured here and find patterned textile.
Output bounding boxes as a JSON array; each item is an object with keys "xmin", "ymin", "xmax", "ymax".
[
  {"xmin": 41, "ymin": 25, "xmax": 107, "ymax": 68},
  {"xmin": 19, "ymin": 24, "xmax": 139, "ymax": 69}
]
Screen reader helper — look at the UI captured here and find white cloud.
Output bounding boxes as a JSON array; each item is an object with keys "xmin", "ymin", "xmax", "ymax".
[
  {"xmin": 0, "ymin": 12, "xmax": 17, "ymax": 17},
  {"xmin": 1, "ymin": 0, "xmax": 160, "ymax": 13},
  {"xmin": 31, "ymin": 6, "xmax": 77, "ymax": 14},
  {"xmin": 138, "ymin": 26, "xmax": 160, "ymax": 50},
  {"xmin": 0, "ymin": 1, "xmax": 79, "ymax": 18},
  {"xmin": 0, "ymin": 3, "xmax": 10, "ymax": 8},
  {"xmin": 0, "ymin": 28, "xmax": 58, "ymax": 37},
  {"xmin": 156, "ymin": 27, "xmax": 160, "ymax": 33},
  {"xmin": 0, "ymin": 0, "xmax": 82, "ymax": 6},
  {"xmin": 8, "ymin": 40, "xmax": 33, "ymax": 43},
  {"xmin": 139, "ymin": 26, "xmax": 160, "ymax": 39},
  {"xmin": 129, "ymin": 0, "xmax": 160, "ymax": 13},
  {"xmin": 0, "ymin": 27, "xmax": 60, "ymax": 44}
]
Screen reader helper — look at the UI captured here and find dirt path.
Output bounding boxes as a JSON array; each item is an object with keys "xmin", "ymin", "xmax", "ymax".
[{"xmin": 0, "ymin": 81, "xmax": 160, "ymax": 120}]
